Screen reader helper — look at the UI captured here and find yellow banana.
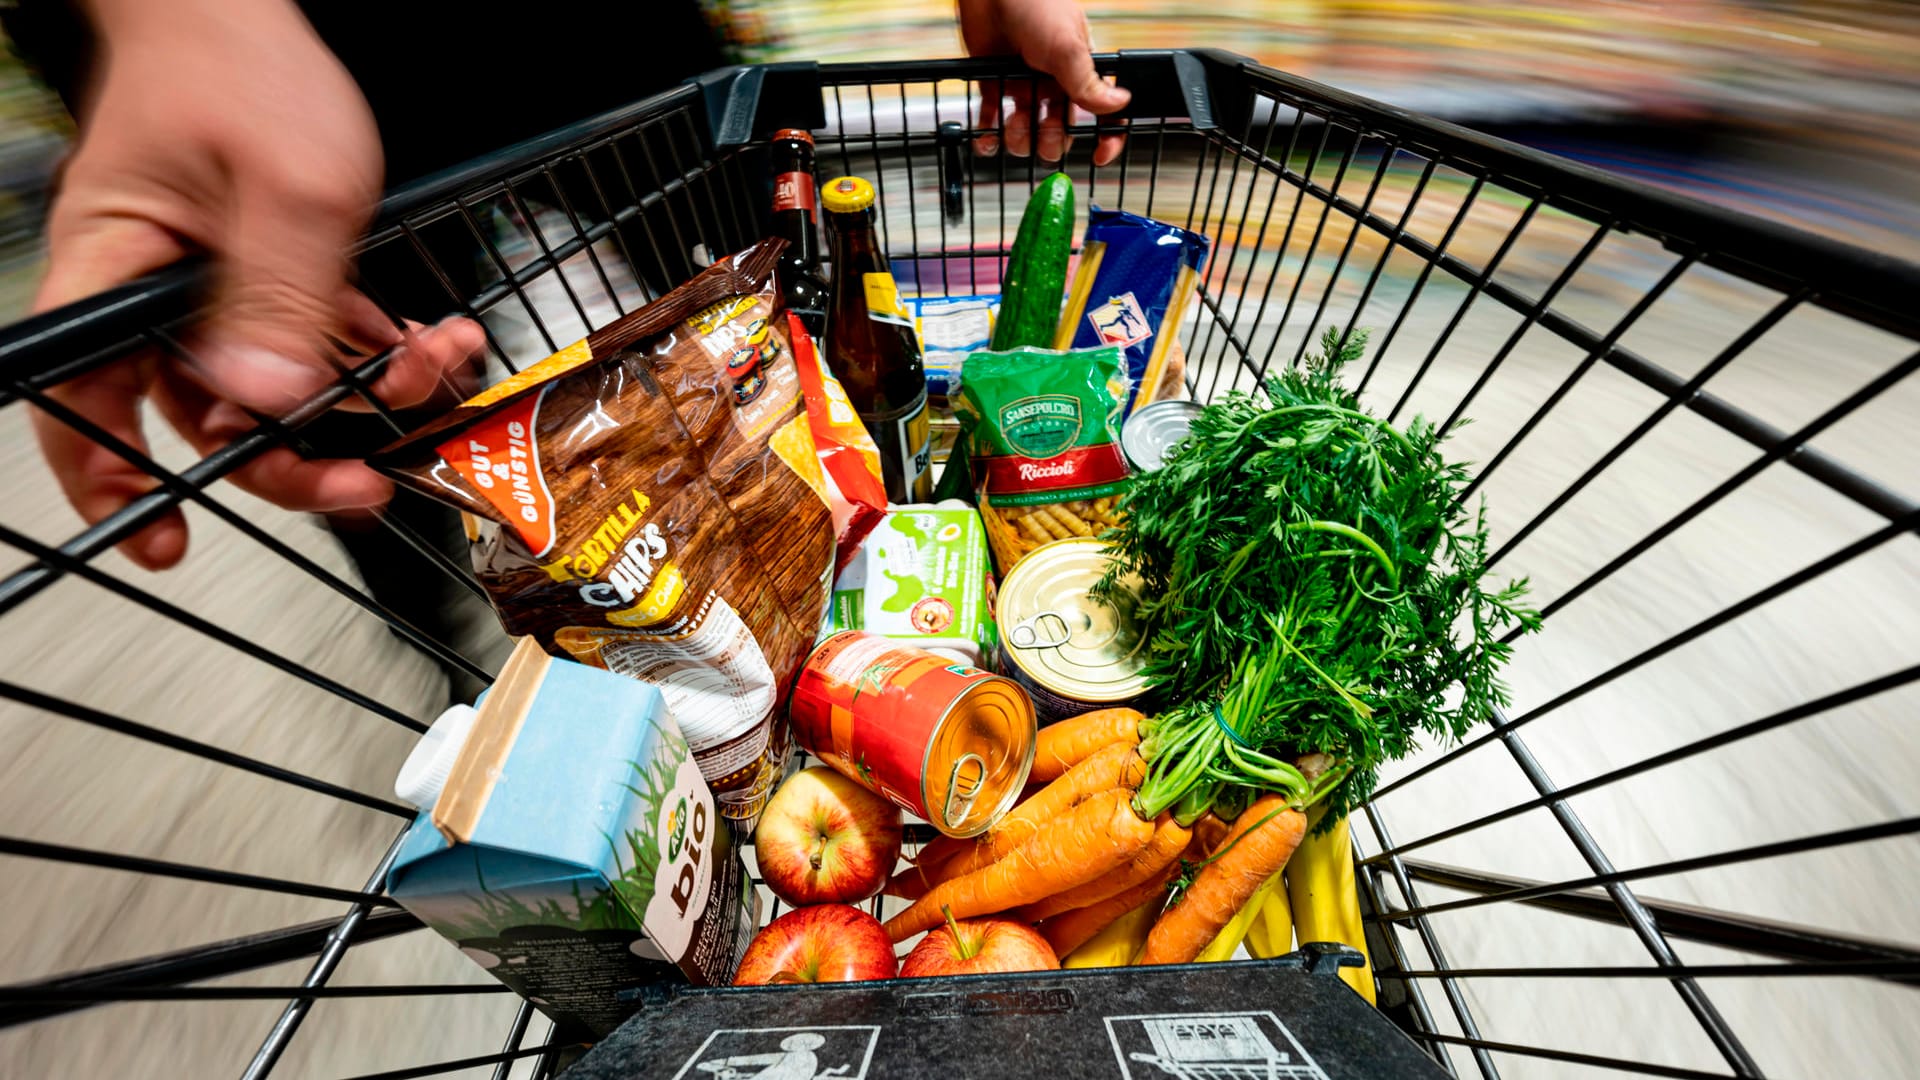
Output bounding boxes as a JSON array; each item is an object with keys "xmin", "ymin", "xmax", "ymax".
[
  {"xmin": 1285, "ymin": 811, "xmax": 1375, "ymax": 1003},
  {"xmin": 1062, "ymin": 897, "xmax": 1158, "ymax": 968},
  {"xmin": 1242, "ymin": 873, "xmax": 1294, "ymax": 958},
  {"xmin": 1195, "ymin": 868, "xmax": 1285, "ymax": 962}
]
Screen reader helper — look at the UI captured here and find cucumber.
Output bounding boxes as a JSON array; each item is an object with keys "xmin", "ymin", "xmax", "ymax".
[{"xmin": 991, "ymin": 171, "xmax": 1075, "ymax": 351}]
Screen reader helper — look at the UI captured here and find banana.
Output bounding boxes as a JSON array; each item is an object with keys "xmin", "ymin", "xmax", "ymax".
[
  {"xmin": 1195, "ymin": 868, "xmax": 1286, "ymax": 962},
  {"xmin": 1062, "ymin": 897, "xmax": 1159, "ymax": 968},
  {"xmin": 1242, "ymin": 872, "xmax": 1294, "ymax": 958},
  {"xmin": 1285, "ymin": 810, "xmax": 1375, "ymax": 1003}
]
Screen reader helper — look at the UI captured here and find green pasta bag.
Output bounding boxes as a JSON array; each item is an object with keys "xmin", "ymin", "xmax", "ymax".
[{"xmin": 953, "ymin": 345, "xmax": 1131, "ymax": 573}]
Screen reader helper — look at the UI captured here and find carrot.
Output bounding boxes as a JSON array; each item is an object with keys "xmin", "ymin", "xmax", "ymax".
[
  {"xmin": 1187, "ymin": 811, "xmax": 1231, "ymax": 860},
  {"xmin": 883, "ymin": 836, "xmax": 974, "ymax": 899},
  {"xmin": 1009, "ymin": 741, "xmax": 1146, "ymax": 833},
  {"xmin": 1039, "ymin": 866, "xmax": 1178, "ymax": 958},
  {"xmin": 924, "ymin": 741, "xmax": 1146, "ymax": 888},
  {"xmin": 883, "ymin": 860, "xmax": 943, "ymax": 901},
  {"xmin": 1015, "ymin": 813, "xmax": 1190, "ymax": 923},
  {"xmin": 1030, "ymin": 708, "xmax": 1144, "ymax": 784},
  {"xmin": 910, "ymin": 834, "xmax": 970, "ymax": 869},
  {"xmin": 1032, "ymin": 812, "xmax": 1216, "ymax": 953},
  {"xmin": 1138, "ymin": 794, "xmax": 1307, "ymax": 965},
  {"xmin": 884, "ymin": 788, "xmax": 1156, "ymax": 942}
]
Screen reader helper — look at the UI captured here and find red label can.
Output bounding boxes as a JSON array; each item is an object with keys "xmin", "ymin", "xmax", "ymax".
[{"xmin": 789, "ymin": 631, "xmax": 1035, "ymax": 837}]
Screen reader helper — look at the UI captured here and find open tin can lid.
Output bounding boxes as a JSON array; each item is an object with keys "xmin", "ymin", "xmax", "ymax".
[
  {"xmin": 1122, "ymin": 398, "xmax": 1205, "ymax": 473},
  {"xmin": 997, "ymin": 538, "xmax": 1149, "ymax": 706}
]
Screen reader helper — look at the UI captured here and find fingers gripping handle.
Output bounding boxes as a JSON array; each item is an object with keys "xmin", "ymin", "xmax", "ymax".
[{"xmin": 686, "ymin": 51, "xmax": 1246, "ymax": 150}]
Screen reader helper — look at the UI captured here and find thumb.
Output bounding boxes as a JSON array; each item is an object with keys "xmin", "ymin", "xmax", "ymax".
[
  {"xmin": 1031, "ymin": 33, "xmax": 1130, "ymax": 116},
  {"xmin": 34, "ymin": 210, "xmax": 190, "ymax": 314},
  {"xmin": 30, "ymin": 211, "xmax": 194, "ymax": 570},
  {"xmin": 189, "ymin": 173, "xmax": 372, "ymax": 415}
]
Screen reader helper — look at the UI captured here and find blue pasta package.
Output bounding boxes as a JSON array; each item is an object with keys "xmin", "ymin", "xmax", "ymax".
[{"xmin": 1055, "ymin": 208, "xmax": 1210, "ymax": 414}]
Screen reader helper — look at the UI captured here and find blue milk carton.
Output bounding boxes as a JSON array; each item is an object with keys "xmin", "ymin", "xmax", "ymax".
[{"xmin": 387, "ymin": 639, "xmax": 758, "ymax": 1036}]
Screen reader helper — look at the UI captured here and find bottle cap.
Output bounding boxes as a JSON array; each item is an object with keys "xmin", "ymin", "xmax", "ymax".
[
  {"xmin": 772, "ymin": 128, "xmax": 815, "ymax": 145},
  {"xmin": 394, "ymin": 703, "xmax": 479, "ymax": 808},
  {"xmin": 821, "ymin": 176, "xmax": 876, "ymax": 214}
]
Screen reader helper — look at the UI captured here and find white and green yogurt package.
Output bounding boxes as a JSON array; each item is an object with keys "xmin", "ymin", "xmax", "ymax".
[{"xmin": 822, "ymin": 501, "xmax": 999, "ymax": 667}]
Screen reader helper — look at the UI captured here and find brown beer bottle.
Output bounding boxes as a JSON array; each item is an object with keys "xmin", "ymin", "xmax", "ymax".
[
  {"xmin": 822, "ymin": 176, "xmax": 932, "ymax": 503},
  {"xmin": 768, "ymin": 128, "xmax": 828, "ymax": 339}
]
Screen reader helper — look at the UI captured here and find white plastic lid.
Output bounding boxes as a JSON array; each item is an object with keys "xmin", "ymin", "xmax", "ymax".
[{"xmin": 395, "ymin": 703, "xmax": 479, "ymax": 808}]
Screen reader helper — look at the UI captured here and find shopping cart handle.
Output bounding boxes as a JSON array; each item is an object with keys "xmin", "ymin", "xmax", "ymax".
[
  {"xmin": 684, "ymin": 50, "xmax": 1256, "ymax": 149},
  {"xmin": 687, "ymin": 61, "xmax": 830, "ymax": 148},
  {"xmin": 1106, "ymin": 49, "xmax": 1238, "ymax": 131},
  {"xmin": 0, "ymin": 258, "xmax": 205, "ymax": 388}
]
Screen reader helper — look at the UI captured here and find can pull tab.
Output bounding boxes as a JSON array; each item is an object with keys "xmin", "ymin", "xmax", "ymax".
[
  {"xmin": 944, "ymin": 752, "xmax": 987, "ymax": 827},
  {"xmin": 1008, "ymin": 610, "xmax": 1073, "ymax": 651}
]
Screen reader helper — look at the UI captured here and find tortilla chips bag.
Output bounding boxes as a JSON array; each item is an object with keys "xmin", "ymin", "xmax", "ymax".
[{"xmin": 372, "ymin": 240, "xmax": 838, "ymax": 826}]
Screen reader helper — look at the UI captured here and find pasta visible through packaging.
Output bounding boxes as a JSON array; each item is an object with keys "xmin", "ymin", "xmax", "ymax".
[{"xmin": 980, "ymin": 494, "xmax": 1125, "ymax": 568}]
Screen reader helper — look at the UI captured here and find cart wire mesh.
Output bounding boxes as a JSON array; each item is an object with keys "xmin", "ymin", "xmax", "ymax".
[{"xmin": 0, "ymin": 50, "xmax": 1916, "ymax": 1080}]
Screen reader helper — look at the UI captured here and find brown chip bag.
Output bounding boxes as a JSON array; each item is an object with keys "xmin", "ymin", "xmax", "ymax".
[{"xmin": 372, "ymin": 239, "xmax": 834, "ymax": 826}]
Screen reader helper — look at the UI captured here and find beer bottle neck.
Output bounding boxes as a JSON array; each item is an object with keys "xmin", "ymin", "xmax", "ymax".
[
  {"xmin": 828, "ymin": 211, "xmax": 881, "ymax": 273},
  {"xmin": 772, "ymin": 148, "xmax": 820, "ymax": 269}
]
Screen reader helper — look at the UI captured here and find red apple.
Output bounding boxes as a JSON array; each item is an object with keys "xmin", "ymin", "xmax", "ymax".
[
  {"xmin": 755, "ymin": 766, "xmax": 902, "ymax": 905},
  {"xmin": 733, "ymin": 904, "xmax": 898, "ymax": 985},
  {"xmin": 899, "ymin": 912, "xmax": 1060, "ymax": 977}
]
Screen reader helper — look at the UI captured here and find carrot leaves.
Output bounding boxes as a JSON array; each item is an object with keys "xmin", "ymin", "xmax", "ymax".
[{"xmin": 1105, "ymin": 326, "xmax": 1539, "ymax": 822}]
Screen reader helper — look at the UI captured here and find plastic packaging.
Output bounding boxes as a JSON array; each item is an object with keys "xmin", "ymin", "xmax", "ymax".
[
  {"xmin": 1055, "ymin": 208, "xmax": 1210, "ymax": 415},
  {"xmin": 952, "ymin": 345, "xmax": 1132, "ymax": 574},
  {"xmin": 372, "ymin": 239, "xmax": 833, "ymax": 826}
]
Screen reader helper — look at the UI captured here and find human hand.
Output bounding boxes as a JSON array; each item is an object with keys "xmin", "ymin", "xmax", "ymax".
[
  {"xmin": 33, "ymin": 0, "xmax": 481, "ymax": 570},
  {"xmin": 957, "ymin": 0, "xmax": 1130, "ymax": 164}
]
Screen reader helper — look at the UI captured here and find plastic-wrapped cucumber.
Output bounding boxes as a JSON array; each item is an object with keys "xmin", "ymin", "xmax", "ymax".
[{"xmin": 990, "ymin": 172, "xmax": 1074, "ymax": 351}]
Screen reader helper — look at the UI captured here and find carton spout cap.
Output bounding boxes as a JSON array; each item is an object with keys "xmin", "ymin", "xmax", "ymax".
[{"xmin": 395, "ymin": 704, "xmax": 479, "ymax": 808}]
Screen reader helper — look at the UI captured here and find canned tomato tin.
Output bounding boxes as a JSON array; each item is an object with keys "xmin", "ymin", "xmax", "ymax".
[
  {"xmin": 997, "ymin": 538, "xmax": 1149, "ymax": 723},
  {"xmin": 789, "ymin": 632, "xmax": 1035, "ymax": 837},
  {"xmin": 1121, "ymin": 398, "xmax": 1204, "ymax": 472}
]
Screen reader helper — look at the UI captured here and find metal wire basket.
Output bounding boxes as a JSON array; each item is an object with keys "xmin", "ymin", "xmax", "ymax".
[{"xmin": 1, "ymin": 50, "xmax": 1915, "ymax": 1080}]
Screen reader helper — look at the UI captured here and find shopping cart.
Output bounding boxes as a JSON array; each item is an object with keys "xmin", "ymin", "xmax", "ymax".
[{"xmin": 1, "ymin": 49, "xmax": 1916, "ymax": 1080}]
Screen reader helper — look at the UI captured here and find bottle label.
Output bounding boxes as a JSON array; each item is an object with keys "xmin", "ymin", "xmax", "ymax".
[
  {"xmin": 863, "ymin": 393, "xmax": 933, "ymax": 503},
  {"xmin": 773, "ymin": 171, "xmax": 816, "ymax": 219},
  {"xmin": 862, "ymin": 273, "xmax": 914, "ymax": 328}
]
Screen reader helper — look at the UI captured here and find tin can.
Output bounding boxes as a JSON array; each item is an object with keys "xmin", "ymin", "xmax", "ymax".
[
  {"xmin": 789, "ymin": 632, "xmax": 1035, "ymax": 837},
  {"xmin": 996, "ymin": 538, "xmax": 1150, "ymax": 723},
  {"xmin": 1121, "ymin": 398, "xmax": 1205, "ymax": 473}
]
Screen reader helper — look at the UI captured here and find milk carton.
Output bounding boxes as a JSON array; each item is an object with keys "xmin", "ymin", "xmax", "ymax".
[
  {"xmin": 386, "ymin": 639, "xmax": 757, "ymax": 1036},
  {"xmin": 822, "ymin": 501, "xmax": 998, "ymax": 667}
]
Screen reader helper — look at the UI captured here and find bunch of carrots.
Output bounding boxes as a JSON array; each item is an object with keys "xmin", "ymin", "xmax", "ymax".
[
  {"xmin": 882, "ymin": 708, "xmax": 1309, "ymax": 966},
  {"xmin": 874, "ymin": 332, "xmax": 1536, "ymax": 974}
]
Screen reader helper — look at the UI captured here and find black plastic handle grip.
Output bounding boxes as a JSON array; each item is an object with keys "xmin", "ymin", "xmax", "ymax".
[{"xmin": 937, "ymin": 121, "xmax": 967, "ymax": 224}]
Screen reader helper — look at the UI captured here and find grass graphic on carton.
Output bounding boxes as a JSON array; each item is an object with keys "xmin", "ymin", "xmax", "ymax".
[{"xmin": 433, "ymin": 747, "xmax": 684, "ymax": 939}]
